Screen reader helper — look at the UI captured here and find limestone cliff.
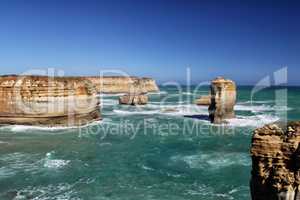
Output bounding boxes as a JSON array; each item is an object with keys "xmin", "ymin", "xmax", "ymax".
[
  {"xmin": 85, "ymin": 76, "xmax": 159, "ymax": 94},
  {"xmin": 119, "ymin": 94, "xmax": 148, "ymax": 105},
  {"xmin": 208, "ymin": 77, "xmax": 236, "ymax": 123},
  {"xmin": 0, "ymin": 75, "xmax": 101, "ymax": 126},
  {"xmin": 195, "ymin": 95, "xmax": 211, "ymax": 106},
  {"xmin": 250, "ymin": 121, "xmax": 300, "ymax": 200},
  {"xmin": 140, "ymin": 78, "xmax": 159, "ymax": 93},
  {"xmin": 119, "ymin": 79, "xmax": 149, "ymax": 105}
]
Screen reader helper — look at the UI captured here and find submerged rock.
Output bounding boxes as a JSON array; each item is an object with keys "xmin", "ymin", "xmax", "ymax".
[
  {"xmin": 195, "ymin": 95, "xmax": 211, "ymax": 106},
  {"xmin": 208, "ymin": 77, "xmax": 236, "ymax": 123},
  {"xmin": 250, "ymin": 121, "xmax": 300, "ymax": 200}
]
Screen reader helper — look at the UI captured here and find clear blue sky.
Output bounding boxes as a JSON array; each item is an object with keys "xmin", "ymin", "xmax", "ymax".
[{"xmin": 0, "ymin": 0, "xmax": 299, "ymax": 85}]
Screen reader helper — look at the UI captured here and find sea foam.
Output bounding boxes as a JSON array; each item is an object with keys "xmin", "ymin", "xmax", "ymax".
[
  {"xmin": 43, "ymin": 152, "xmax": 70, "ymax": 169},
  {"xmin": 225, "ymin": 114, "xmax": 280, "ymax": 127},
  {"xmin": 171, "ymin": 152, "xmax": 250, "ymax": 170},
  {"xmin": 13, "ymin": 182, "xmax": 78, "ymax": 200},
  {"xmin": 147, "ymin": 91, "xmax": 168, "ymax": 95},
  {"xmin": 113, "ymin": 104, "xmax": 208, "ymax": 116},
  {"xmin": 235, "ymin": 104, "xmax": 291, "ymax": 112},
  {"xmin": 97, "ymin": 93, "xmax": 126, "ymax": 97},
  {"xmin": 113, "ymin": 109, "xmax": 160, "ymax": 115},
  {"xmin": 0, "ymin": 120, "xmax": 103, "ymax": 133}
]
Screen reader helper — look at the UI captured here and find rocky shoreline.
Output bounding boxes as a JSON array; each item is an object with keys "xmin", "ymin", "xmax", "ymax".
[{"xmin": 0, "ymin": 75, "xmax": 159, "ymax": 126}]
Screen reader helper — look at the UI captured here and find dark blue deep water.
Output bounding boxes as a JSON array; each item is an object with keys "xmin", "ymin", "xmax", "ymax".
[{"xmin": 0, "ymin": 86, "xmax": 299, "ymax": 200}]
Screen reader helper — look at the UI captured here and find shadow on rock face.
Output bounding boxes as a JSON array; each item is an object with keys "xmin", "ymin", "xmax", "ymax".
[{"xmin": 183, "ymin": 114, "xmax": 210, "ymax": 121}]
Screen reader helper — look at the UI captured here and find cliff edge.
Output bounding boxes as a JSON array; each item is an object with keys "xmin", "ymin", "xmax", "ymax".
[
  {"xmin": 85, "ymin": 76, "xmax": 159, "ymax": 94},
  {"xmin": 250, "ymin": 121, "xmax": 300, "ymax": 200},
  {"xmin": 0, "ymin": 75, "xmax": 101, "ymax": 126}
]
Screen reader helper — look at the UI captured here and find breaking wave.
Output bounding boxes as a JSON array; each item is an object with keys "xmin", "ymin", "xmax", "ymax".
[
  {"xmin": 235, "ymin": 104, "xmax": 291, "ymax": 112},
  {"xmin": 43, "ymin": 151, "xmax": 70, "ymax": 169},
  {"xmin": 147, "ymin": 91, "xmax": 168, "ymax": 95},
  {"xmin": 184, "ymin": 184, "xmax": 248, "ymax": 199},
  {"xmin": 0, "ymin": 151, "xmax": 70, "ymax": 180},
  {"xmin": 12, "ymin": 182, "xmax": 79, "ymax": 200},
  {"xmin": 171, "ymin": 152, "xmax": 250, "ymax": 170},
  {"xmin": 97, "ymin": 93, "xmax": 126, "ymax": 97},
  {"xmin": 225, "ymin": 114, "xmax": 280, "ymax": 127},
  {"xmin": 238, "ymin": 100, "xmax": 275, "ymax": 104},
  {"xmin": 113, "ymin": 109, "xmax": 160, "ymax": 115},
  {"xmin": 0, "ymin": 120, "xmax": 103, "ymax": 133},
  {"xmin": 113, "ymin": 104, "xmax": 208, "ymax": 116}
]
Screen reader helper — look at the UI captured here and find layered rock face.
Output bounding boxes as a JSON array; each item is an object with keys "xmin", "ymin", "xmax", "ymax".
[
  {"xmin": 250, "ymin": 121, "xmax": 300, "ymax": 200},
  {"xmin": 119, "ymin": 94, "xmax": 148, "ymax": 105},
  {"xmin": 85, "ymin": 76, "xmax": 159, "ymax": 94},
  {"xmin": 141, "ymin": 78, "xmax": 159, "ymax": 93},
  {"xmin": 0, "ymin": 75, "xmax": 101, "ymax": 126},
  {"xmin": 208, "ymin": 77, "xmax": 236, "ymax": 123},
  {"xmin": 195, "ymin": 95, "xmax": 211, "ymax": 106},
  {"xmin": 119, "ymin": 79, "xmax": 148, "ymax": 105}
]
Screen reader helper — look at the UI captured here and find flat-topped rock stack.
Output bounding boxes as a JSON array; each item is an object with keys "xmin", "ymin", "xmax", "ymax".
[
  {"xmin": 250, "ymin": 121, "xmax": 300, "ymax": 200},
  {"xmin": 208, "ymin": 77, "xmax": 236, "ymax": 123},
  {"xmin": 119, "ymin": 79, "xmax": 148, "ymax": 105},
  {"xmin": 86, "ymin": 76, "xmax": 159, "ymax": 94},
  {"xmin": 0, "ymin": 75, "xmax": 101, "ymax": 126}
]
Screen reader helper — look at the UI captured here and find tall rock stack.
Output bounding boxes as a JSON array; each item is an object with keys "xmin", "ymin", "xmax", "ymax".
[
  {"xmin": 119, "ymin": 79, "xmax": 148, "ymax": 105},
  {"xmin": 208, "ymin": 77, "xmax": 236, "ymax": 123},
  {"xmin": 0, "ymin": 75, "xmax": 101, "ymax": 126},
  {"xmin": 250, "ymin": 121, "xmax": 300, "ymax": 200}
]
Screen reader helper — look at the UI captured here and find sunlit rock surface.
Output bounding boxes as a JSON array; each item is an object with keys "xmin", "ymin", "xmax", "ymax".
[
  {"xmin": 208, "ymin": 77, "xmax": 236, "ymax": 123},
  {"xmin": 195, "ymin": 95, "xmax": 211, "ymax": 106},
  {"xmin": 0, "ymin": 75, "xmax": 101, "ymax": 126},
  {"xmin": 119, "ymin": 94, "xmax": 148, "ymax": 105},
  {"xmin": 250, "ymin": 121, "xmax": 300, "ymax": 200},
  {"xmin": 119, "ymin": 79, "xmax": 148, "ymax": 105},
  {"xmin": 86, "ymin": 76, "xmax": 159, "ymax": 93}
]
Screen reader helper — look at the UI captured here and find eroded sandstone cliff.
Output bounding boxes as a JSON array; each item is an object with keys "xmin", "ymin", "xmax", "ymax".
[
  {"xmin": 250, "ymin": 121, "xmax": 300, "ymax": 200},
  {"xmin": 118, "ymin": 79, "xmax": 149, "ymax": 105},
  {"xmin": 85, "ymin": 76, "xmax": 159, "ymax": 94},
  {"xmin": 0, "ymin": 75, "xmax": 101, "ymax": 126}
]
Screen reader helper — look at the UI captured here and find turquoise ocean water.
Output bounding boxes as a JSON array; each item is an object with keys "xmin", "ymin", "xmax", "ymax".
[{"xmin": 0, "ymin": 86, "xmax": 299, "ymax": 200}]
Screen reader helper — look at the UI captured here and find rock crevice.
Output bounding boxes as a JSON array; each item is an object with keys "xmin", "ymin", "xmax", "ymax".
[
  {"xmin": 250, "ymin": 121, "xmax": 300, "ymax": 200},
  {"xmin": 208, "ymin": 77, "xmax": 236, "ymax": 123},
  {"xmin": 0, "ymin": 75, "xmax": 101, "ymax": 126},
  {"xmin": 119, "ymin": 79, "xmax": 148, "ymax": 105}
]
